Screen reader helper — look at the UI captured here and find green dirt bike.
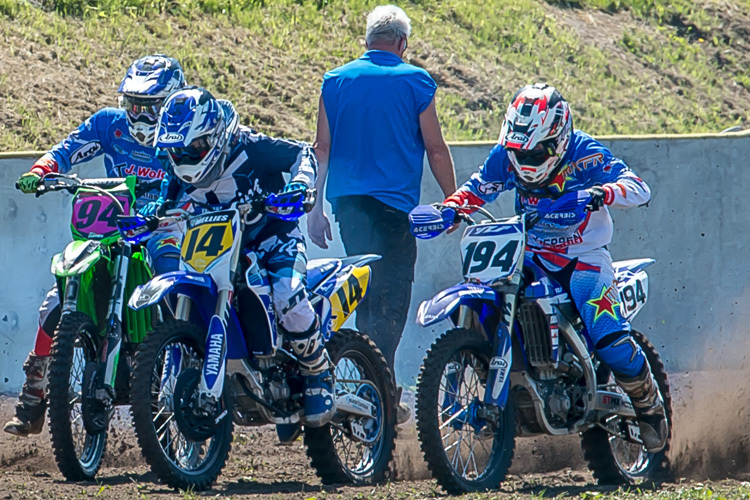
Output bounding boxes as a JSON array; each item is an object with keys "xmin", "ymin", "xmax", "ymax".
[{"xmin": 21, "ymin": 173, "xmax": 161, "ymax": 480}]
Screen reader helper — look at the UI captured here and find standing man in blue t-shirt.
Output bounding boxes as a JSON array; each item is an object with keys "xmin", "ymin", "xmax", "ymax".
[{"xmin": 309, "ymin": 4, "xmax": 456, "ymax": 421}]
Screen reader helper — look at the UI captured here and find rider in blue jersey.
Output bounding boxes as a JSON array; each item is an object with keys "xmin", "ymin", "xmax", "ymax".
[
  {"xmin": 443, "ymin": 83, "xmax": 667, "ymax": 452},
  {"xmin": 155, "ymin": 87, "xmax": 334, "ymax": 438},
  {"xmin": 4, "ymin": 55, "xmax": 186, "ymax": 437}
]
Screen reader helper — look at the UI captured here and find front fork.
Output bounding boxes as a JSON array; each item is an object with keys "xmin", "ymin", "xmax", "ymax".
[
  {"xmin": 483, "ymin": 273, "xmax": 522, "ymax": 410},
  {"xmin": 199, "ymin": 290, "xmax": 231, "ymax": 403},
  {"xmin": 95, "ymin": 244, "xmax": 132, "ymax": 404}
]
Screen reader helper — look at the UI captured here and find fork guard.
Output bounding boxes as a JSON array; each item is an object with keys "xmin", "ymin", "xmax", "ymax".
[{"xmin": 416, "ymin": 283, "xmax": 499, "ymax": 327}]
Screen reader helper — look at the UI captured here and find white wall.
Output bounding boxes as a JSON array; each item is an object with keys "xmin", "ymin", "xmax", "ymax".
[{"xmin": 2, "ymin": 133, "xmax": 749, "ymax": 391}]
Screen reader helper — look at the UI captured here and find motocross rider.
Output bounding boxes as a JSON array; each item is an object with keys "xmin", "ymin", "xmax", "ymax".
[
  {"xmin": 442, "ymin": 83, "xmax": 667, "ymax": 453},
  {"xmin": 154, "ymin": 87, "xmax": 333, "ymax": 439},
  {"xmin": 4, "ymin": 55, "xmax": 186, "ymax": 436}
]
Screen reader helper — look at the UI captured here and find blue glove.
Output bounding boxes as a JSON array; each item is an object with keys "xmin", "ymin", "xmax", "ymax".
[
  {"xmin": 282, "ymin": 181, "xmax": 307, "ymax": 194},
  {"xmin": 139, "ymin": 198, "xmax": 164, "ymax": 217}
]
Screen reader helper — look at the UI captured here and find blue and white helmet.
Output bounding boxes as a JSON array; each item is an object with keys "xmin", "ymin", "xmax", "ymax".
[
  {"xmin": 155, "ymin": 87, "xmax": 239, "ymax": 188},
  {"xmin": 118, "ymin": 54, "xmax": 186, "ymax": 146}
]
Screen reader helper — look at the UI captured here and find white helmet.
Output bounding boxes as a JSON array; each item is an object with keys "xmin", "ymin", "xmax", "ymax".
[
  {"xmin": 118, "ymin": 55, "xmax": 186, "ymax": 146},
  {"xmin": 499, "ymin": 83, "xmax": 572, "ymax": 189},
  {"xmin": 155, "ymin": 87, "xmax": 239, "ymax": 188}
]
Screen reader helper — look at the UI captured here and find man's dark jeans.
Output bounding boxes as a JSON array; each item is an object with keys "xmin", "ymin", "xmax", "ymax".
[{"xmin": 334, "ymin": 195, "xmax": 417, "ymax": 370}]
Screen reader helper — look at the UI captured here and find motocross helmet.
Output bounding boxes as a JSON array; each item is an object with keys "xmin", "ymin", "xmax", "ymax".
[
  {"xmin": 155, "ymin": 87, "xmax": 239, "ymax": 188},
  {"xmin": 499, "ymin": 83, "xmax": 572, "ymax": 189},
  {"xmin": 118, "ymin": 55, "xmax": 186, "ymax": 146}
]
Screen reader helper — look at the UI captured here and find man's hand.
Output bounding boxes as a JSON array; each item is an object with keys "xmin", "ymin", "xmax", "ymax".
[
  {"xmin": 16, "ymin": 172, "xmax": 41, "ymax": 194},
  {"xmin": 586, "ymin": 186, "xmax": 607, "ymax": 211},
  {"xmin": 308, "ymin": 209, "xmax": 333, "ymax": 249}
]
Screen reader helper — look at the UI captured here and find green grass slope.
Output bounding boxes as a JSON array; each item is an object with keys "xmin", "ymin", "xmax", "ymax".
[{"xmin": 1, "ymin": 0, "xmax": 749, "ymax": 150}]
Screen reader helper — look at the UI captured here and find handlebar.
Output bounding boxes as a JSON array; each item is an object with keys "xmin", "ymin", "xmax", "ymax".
[{"xmin": 19, "ymin": 173, "xmax": 162, "ymax": 199}]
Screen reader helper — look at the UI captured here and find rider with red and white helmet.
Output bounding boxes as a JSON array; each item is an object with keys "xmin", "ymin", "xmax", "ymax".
[
  {"xmin": 499, "ymin": 84, "xmax": 573, "ymax": 189},
  {"xmin": 443, "ymin": 83, "xmax": 667, "ymax": 453}
]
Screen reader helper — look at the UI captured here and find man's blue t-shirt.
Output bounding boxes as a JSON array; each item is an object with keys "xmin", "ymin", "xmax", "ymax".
[{"xmin": 322, "ymin": 50, "xmax": 437, "ymax": 213}]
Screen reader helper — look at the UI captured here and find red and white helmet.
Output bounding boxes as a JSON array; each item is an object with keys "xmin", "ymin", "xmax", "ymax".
[{"xmin": 499, "ymin": 83, "xmax": 572, "ymax": 189}]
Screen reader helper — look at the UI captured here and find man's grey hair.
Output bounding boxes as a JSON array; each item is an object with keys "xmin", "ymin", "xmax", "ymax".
[{"xmin": 365, "ymin": 5, "xmax": 411, "ymax": 46}]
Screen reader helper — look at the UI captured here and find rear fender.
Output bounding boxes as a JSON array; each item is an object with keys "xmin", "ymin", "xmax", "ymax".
[
  {"xmin": 416, "ymin": 283, "xmax": 499, "ymax": 327},
  {"xmin": 51, "ymin": 240, "xmax": 105, "ymax": 277}
]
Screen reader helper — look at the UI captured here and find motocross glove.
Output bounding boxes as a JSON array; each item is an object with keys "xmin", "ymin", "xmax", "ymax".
[
  {"xmin": 281, "ymin": 181, "xmax": 308, "ymax": 195},
  {"xmin": 585, "ymin": 186, "xmax": 607, "ymax": 211},
  {"xmin": 138, "ymin": 198, "xmax": 165, "ymax": 218},
  {"xmin": 17, "ymin": 172, "xmax": 41, "ymax": 194}
]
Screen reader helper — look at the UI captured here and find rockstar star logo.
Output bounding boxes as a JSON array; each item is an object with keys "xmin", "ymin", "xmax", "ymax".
[
  {"xmin": 587, "ymin": 284, "xmax": 621, "ymax": 323},
  {"xmin": 548, "ymin": 165, "xmax": 574, "ymax": 192}
]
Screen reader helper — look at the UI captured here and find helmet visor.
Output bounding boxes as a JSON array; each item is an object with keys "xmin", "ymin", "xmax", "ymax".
[
  {"xmin": 168, "ymin": 137, "xmax": 211, "ymax": 166},
  {"xmin": 122, "ymin": 96, "xmax": 162, "ymax": 125}
]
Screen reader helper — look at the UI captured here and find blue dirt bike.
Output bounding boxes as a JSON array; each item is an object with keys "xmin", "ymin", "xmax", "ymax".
[
  {"xmin": 118, "ymin": 189, "xmax": 396, "ymax": 491},
  {"xmin": 408, "ymin": 191, "xmax": 672, "ymax": 494}
]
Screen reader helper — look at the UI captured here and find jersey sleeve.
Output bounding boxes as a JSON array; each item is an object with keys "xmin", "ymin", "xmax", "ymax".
[
  {"xmin": 247, "ymin": 131, "xmax": 318, "ymax": 189},
  {"xmin": 445, "ymin": 145, "xmax": 510, "ymax": 210},
  {"xmin": 580, "ymin": 138, "xmax": 651, "ymax": 208},
  {"xmin": 31, "ymin": 109, "xmax": 112, "ymax": 175}
]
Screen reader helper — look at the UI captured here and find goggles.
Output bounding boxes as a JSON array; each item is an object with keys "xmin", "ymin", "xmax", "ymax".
[
  {"xmin": 509, "ymin": 142, "xmax": 556, "ymax": 167},
  {"xmin": 168, "ymin": 137, "xmax": 211, "ymax": 166},
  {"xmin": 121, "ymin": 95, "xmax": 162, "ymax": 124}
]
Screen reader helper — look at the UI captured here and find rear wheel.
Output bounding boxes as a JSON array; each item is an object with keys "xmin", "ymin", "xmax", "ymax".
[
  {"xmin": 305, "ymin": 329, "xmax": 396, "ymax": 484},
  {"xmin": 130, "ymin": 320, "xmax": 232, "ymax": 491},
  {"xmin": 581, "ymin": 329, "xmax": 672, "ymax": 484},
  {"xmin": 416, "ymin": 328, "xmax": 515, "ymax": 494},
  {"xmin": 48, "ymin": 312, "xmax": 107, "ymax": 480}
]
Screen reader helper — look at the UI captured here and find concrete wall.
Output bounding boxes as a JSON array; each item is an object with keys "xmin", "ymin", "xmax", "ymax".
[{"xmin": 2, "ymin": 134, "xmax": 749, "ymax": 391}]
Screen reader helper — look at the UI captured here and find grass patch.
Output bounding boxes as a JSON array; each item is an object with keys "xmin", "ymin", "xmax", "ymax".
[{"xmin": 0, "ymin": 0, "xmax": 749, "ymax": 151}]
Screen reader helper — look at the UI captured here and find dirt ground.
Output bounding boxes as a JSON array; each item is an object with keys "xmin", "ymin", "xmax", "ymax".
[{"xmin": 2, "ymin": 370, "xmax": 750, "ymax": 500}]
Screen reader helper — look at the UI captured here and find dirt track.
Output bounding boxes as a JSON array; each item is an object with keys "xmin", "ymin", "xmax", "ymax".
[{"xmin": 2, "ymin": 371, "xmax": 750, "ymax": 499}]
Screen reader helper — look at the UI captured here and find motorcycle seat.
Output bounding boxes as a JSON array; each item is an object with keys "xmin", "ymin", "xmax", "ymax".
[{"xmin": 307, "ymin": 258, "xmax": 342, "ymax": 290}]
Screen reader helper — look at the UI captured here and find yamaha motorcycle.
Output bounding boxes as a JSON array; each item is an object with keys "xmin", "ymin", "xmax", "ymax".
[
  {"xmin": 408, "ymin": 191, "xmax": 671, "ymax": 494},
  {"xmin": 19, "ymin": 174, "xmax": 159, "ymax": 480},
  {"xmin": 120, "ymin": 189, "xmax": 395, "ymax": 491}
]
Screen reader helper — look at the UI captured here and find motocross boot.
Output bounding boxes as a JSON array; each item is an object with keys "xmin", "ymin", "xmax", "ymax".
[
  {"xmin": 616, "ymin": 363, "xmax": 668, "ymax": 453},
  {"xmin": 288, "ymin": 319, "xmax": 336, "ymax": 428},
  {"xmin": 395, "ymin": 386, "xmax": 411, "ymax": 426},
  {"xmin": 3, "ymin": 354, "xmax": 50, "ymax": 437}
]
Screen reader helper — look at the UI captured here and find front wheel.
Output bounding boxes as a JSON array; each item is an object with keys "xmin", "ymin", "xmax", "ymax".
[
  {"xmin": 47, "ymin": 312, "xmax": 107, "ymax": 480},
  {"xmin": 305, "ymin": 329, "xmax": 396, "ymax": 484},
  {"xmin": 416, "ymin": 328, "xmax": 516, "ymax": 494},
  {"xmin": 581, "ymin": 328, "xmax": 672, "ymax": 484},
  {"xmin": 130, "ymin": 320, "xmax": 233, "ymax": 491}
]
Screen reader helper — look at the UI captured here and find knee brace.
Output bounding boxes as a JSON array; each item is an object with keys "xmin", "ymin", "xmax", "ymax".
[{"xmin": 594, "ymin": 330, "xmax": 646, "ymax": 378}]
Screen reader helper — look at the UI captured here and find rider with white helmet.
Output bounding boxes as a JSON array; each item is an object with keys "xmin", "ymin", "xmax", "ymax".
[
  {"xmin": 443, "ymin": 83, "xmax": 667, "ymax": 453},
  {"xmin": 5, "ymin": 55, "xmax": 187, "ymax": 437}
]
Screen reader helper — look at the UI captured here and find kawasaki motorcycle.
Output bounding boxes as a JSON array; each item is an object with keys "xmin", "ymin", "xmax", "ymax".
[
  {"xmin": 21, "ymin": 174, "xmax": 160, "ymax": 480},
  {"xmin": 408, "ymin": 191, "xmax": 671, "ymax": 494},
  {"xmin": 120, "ymin": 189, "xmax": 396, "ymax": 491}
]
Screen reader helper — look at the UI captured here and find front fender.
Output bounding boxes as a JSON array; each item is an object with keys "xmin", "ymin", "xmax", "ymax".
[
  {"xmin": 128, "ymin": 271, "xmax": 217, "ymax": 310},
  {"xmin": 51, "ymin": 240, "xmax": 105, "ymax": 277},
  {"xmin": 416, "ymin": 283, "xmax": 498, "ymax": 327}
]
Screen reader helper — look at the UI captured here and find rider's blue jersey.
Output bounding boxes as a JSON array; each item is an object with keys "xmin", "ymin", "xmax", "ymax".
[
  {"xmin": 32, "ymin": 107, "xmax": 168, "ymax": 210},
  {"xmin": 453, "ymin": 130, "xmax": 651, "ymax": 254}
]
